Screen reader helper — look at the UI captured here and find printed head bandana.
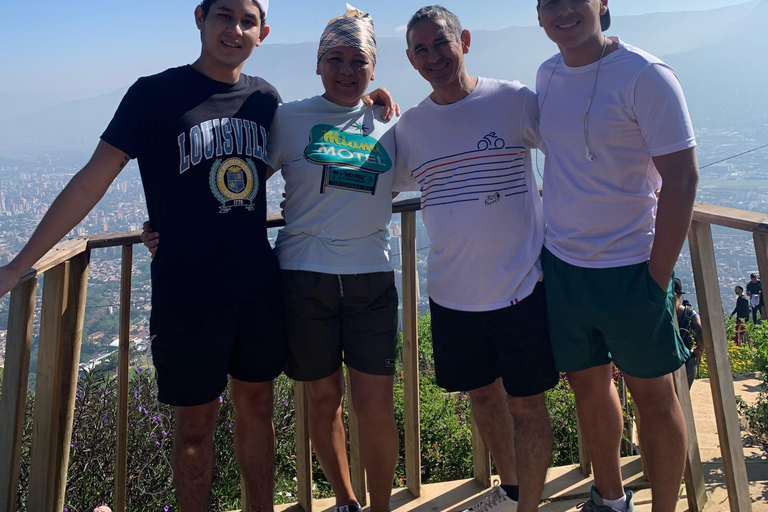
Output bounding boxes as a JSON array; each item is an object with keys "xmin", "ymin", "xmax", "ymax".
[{"xmin": 317, "ymin": 3, "xmax": 377, "ymax": 65}]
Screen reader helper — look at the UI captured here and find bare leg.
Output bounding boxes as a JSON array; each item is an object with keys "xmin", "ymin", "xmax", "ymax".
[
  {"xmin": 567, "ymin": 364, "xmax": 625, "ymax": 500},
  {"xmin": 231, "ymin": 378, "xmax": 276, "ymax": 512},
  {"xmin": 348, "ymin": 368, "xmax": 398, "ymax": 512},
  {"xmin": 624, "ymin": 373, "xmax": 686, "ymax": 512},
  {"xmin": 469, "ymin": 378, "xmax": 518, "ymax": 484},
  {"xmin": 307, "ymin": 368, "xmax": 357, "ymax": 507},
  {"xmin": 506, "ymin": 393, "xmax": 552, "ymax": 512},
  {"xmin": 172, "ymin": 400, "xmax": 219, "ymax": 512}
]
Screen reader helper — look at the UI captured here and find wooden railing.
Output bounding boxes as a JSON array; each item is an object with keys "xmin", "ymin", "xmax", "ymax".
[{"xmin": 0, "ymin": 199, "xmax": 757, "ymax": 512}]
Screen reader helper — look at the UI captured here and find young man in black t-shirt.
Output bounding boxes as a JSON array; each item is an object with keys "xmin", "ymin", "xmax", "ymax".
[
  {"xmin": 0, "ymin": 1, "xmax": 282, "ymax": 510},
  {"xmin": 730, "ymin": 285, "xmax": 750, "ymax": 346}
]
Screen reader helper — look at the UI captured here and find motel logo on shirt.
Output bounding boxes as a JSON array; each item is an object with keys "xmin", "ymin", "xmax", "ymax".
[{"xmin": 304, "ymin": 124, "xmax": 393, "ymax": 195}]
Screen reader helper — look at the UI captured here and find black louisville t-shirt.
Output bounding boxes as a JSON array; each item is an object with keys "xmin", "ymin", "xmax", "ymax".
[{"xmin": 102, "ymin": 65, "xmax": 281, "ymax": 309}]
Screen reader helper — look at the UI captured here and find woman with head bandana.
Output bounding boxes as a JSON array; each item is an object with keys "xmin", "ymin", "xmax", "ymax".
[{"xmin": 267, "ymin": 6, "xmax": 399, "ymax": 512}]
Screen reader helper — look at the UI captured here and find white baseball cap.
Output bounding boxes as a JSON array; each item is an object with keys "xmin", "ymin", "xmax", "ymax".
[{"xmin": 255, "ymin": 0, "xmax": 268, "ymax": 18}]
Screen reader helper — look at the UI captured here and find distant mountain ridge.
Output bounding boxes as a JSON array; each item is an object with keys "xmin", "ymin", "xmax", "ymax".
[{"xmin": 0, "ymin": 0, "xmax": 764, "ymax": 153}]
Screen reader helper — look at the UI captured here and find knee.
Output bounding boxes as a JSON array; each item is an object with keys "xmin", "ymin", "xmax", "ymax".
[
  {"xmin": 469, "ymin": 382, "xmax": 505, "ymax": 410},
  {"xmin": 307, "ymin": 382, "xmax": 344, "ymax": 415},
  {"xmin": 507, "ymin": 393, "xmax": 550, "ymax": 423},
  {"xmin": 350, "ymin": 391, "xmax": 394, "ymax": 423},
  {"xmin": 175, "ymin": 406, "xmax": 218, "ymax": 446},
  {"xmin": 634, "ymin": 391, "xmax": 680, "ymax": 421},
  {"xmin": 232, "ymin": 384, "xmax": 274, "ymax": 423}
]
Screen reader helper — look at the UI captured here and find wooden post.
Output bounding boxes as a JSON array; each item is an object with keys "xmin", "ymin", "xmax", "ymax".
[
  {"xmin": 673, "ymin": 365, "xmax": 708, "ymax": 512},
  {"xmin": 401, "ymin": 211, "xmax": 421, "ymax": 498},
  {"xmin": 754, "ymin": 233, "xmax": 768, "ymax": 302},
  {"xmin": 114, "ymin": 246, "xmax": 132, "ymax": 512},
  {"xmin": 27, "ymin": 261, "xmax": 74, "ymax": 512},
  {"xmin": 470, "ymin": 402, "xmax": 492, "ymax": 487},
  {"xmin": 346, "ymin": 371, "xmax": 367, "ymax": 507},
  {"xmin": 295, "ymin": 381, "xmax": 313, "ymax": 512},
  {"xmin": 576, "ymin": 417, "xmax": 592, "ymax": 477},
  {"xmin": 0, "ymin": 278, "xmax": 37, "ymax": 512},
  {"xmin": 689, "ymin": 221, "xmax": 751, "ymax": 512}
]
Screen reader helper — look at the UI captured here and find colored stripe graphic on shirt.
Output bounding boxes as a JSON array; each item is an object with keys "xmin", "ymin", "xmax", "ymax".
[{"xmin": 412, "ymin": 146, "xmax": 527, "ymax": 208}]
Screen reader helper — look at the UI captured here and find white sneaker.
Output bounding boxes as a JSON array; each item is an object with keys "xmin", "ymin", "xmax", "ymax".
[{"xmin": 462, "ymin": 486, "xmax": 518, "ymax": 512}]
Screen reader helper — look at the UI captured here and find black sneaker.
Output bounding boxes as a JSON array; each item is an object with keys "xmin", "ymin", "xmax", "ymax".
[{"xmin": 336, "ymin": 503, "xmax": 362, "ymax": 512}]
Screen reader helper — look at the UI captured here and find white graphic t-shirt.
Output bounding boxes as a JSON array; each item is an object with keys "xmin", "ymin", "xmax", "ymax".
[
  {"xmin": 268, "ymin": 95, "xmax": 397, "ymax": 274},
  {"xmin": 393, "ymin": 77, "xmax": 544, "ymax": 312}
]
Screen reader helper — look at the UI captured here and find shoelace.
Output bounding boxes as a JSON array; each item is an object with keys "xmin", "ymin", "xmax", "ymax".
[{"xmin": 469, "ymin": 489, "xmax": 504, "ymax": 512}]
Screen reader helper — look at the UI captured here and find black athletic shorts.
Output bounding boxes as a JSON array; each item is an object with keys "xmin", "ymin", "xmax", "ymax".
[
  {"xmin": 281, "ymin": 270, "xmax": 398, "ymax": 381},
  {"xmin": 149, "ymin": 293, "xmax": 285, "ymax": 407},
  {"xmin": 429, "ymin": 282, "xmax": 558, "ymax": 397}
]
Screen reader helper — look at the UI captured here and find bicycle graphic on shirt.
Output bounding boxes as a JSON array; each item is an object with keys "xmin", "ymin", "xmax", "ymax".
[{"xmin": 477, "ymin": 132, "xmax": 505, "ymax": 150}]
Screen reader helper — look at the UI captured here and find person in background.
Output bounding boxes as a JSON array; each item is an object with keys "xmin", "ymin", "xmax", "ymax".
[
  {"xmin": 746, "ymin": 273, "xmax": 763, "ymax": 324},
  {"xmin": 730, "ymin": 285, "xmax": 750, "ymax": 345},
  {"xmin": 674, "ymin": 278, "xmax": 703, "ymax": 387}
]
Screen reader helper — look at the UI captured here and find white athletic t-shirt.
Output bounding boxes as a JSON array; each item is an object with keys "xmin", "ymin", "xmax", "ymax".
[
  {"xmin": 393, "ymin": 77, "xmax": 544, "ymax": 312},
  {"xmin": 268, "ymin": 96, "xmax": 397, "ymax": 274},
  {"xmin": 537, "ymin": 38, "xmax": 696, "ymax": 268}
]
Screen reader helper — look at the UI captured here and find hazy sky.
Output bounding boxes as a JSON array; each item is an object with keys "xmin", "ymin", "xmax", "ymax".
[{"xmin": 0, "ymin": 0, "xmax": 751, "ymax": 97}]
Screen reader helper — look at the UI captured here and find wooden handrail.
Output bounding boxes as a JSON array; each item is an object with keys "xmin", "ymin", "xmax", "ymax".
[
  {"xmin": 0, "ymin": 198, "xmax": 758, "ymax": 512},
  {"xmin": 11, "ymin": 199, "xmax": 764, "ymax": 262}
]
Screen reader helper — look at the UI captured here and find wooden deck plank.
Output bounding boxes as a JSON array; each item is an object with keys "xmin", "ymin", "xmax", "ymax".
[{"xmin": 267, "ymin": 456, "xmax": 650, "ymax": 512}]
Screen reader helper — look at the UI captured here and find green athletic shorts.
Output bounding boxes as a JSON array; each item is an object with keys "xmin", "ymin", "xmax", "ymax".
[{"xmin": 542, "ymin": 248, "xmax": 689, "ymax": 378}]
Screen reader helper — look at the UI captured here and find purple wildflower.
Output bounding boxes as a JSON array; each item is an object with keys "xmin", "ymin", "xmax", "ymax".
[
  {"xmin": 283, "ymin": 401, "xmax": 289, "ymax": 406},
  {"xmin": 164, "ymin": 506, "xmax": 169, "ymax": 512},
  {"xmin": 219, "ymin": 396, "xmax": 224, "ymax": 403},
  {"xmin": 136, "ymin": 367, "xmax": 143, "ymax": 374},
  {"xmin": 155, "ymin": 440, "xmax": 161, "ymax": 446},
  {"xmin": 162, "ymin": 430, "xmax": 168, "ymax": 436},
  {"xmin": 151, "ymin": 432, "xmax": 156, "ymax": 438},
  {"xmin": 134, "ymin": 391, "xmax": 139, "ymax": 399},
  {"xmin": 146, "ymin": 367, "xmax": 152, "ymax": 373},
  {"xmin": 104, "ymin": 418, "xmax": 109, "ymax": 424},
  {"xmin": 138, "ymin": 406, "xmax": 144, "ymax": 414}
]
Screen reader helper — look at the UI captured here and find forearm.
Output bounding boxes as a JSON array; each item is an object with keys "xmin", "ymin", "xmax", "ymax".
[
  {"xmin": 649, "ymin": 181, "xmax": 697, "ymax": 283},
  {"xmin": 648, "ymin": 149, "xmax": 699, "ymax": 287},
  {"xmin": 6, "ymin": 176, "xmax": 105, "ymax": 274},
  {"xmin": 4, "ymin": 141, "xmax": 129, "ymax": 279}
]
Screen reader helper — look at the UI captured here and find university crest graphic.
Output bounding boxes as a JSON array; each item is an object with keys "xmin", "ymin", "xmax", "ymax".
[{"xmin": 209, "ymin": 157, "xmax": 259, "ymax": 213}]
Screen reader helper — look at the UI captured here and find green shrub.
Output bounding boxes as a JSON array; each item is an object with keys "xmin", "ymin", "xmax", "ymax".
[{"xmin": 9, "ymin": 312, "xmax": 631, "ymax": 511}]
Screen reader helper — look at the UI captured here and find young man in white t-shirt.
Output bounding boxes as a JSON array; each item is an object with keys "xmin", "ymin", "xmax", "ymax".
[
  {"xmin": 535, "ymin": 1, "xmax": 700, "ymax": 512},
  {"xmin": 393, "ymin": 7, "xmax": 558, "ymax": 512}
]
